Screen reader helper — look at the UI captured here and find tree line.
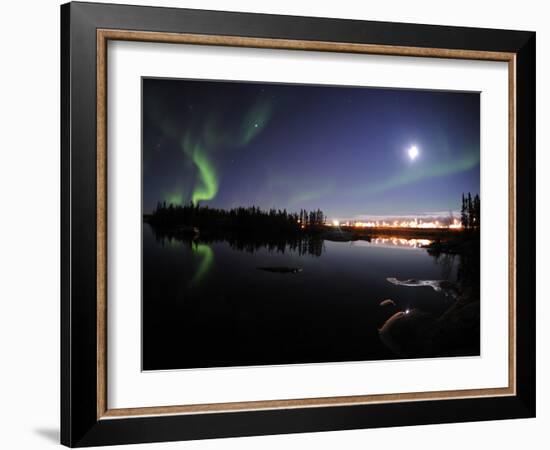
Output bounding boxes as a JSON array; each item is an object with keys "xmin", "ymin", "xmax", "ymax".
[
  {"xmin": 461, "ymin": 192, "xmax": 480, "ymax": 230},
  {"xmin": 147, "ymin": 201, "xmax": 326, "ymax": 233}
]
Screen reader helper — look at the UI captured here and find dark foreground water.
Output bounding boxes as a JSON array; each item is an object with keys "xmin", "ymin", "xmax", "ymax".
[{"xmin": 142, "ymin": 224, "xmax": 473, "ymax": 370}]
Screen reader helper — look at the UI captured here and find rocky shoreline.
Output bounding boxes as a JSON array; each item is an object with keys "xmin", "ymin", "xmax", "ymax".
[{"xmin": 378, "ymin": 271, "xmax": 480, "ymax": 358}]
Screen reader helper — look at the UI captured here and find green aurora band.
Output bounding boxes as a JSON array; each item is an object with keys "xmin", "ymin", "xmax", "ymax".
[
  {"xmin": 179, "ymin": 97, "xmax": 272, "ymax": 206},
  {"xmin": 365, "ymin": 148, "xmax": 479, "ymax": 195},
  {"xmin": 165, "ymin": 192, "xmax": 184, "ymax": 206},
  {"xmin": 271, "ymin": 148, "xmax": 477, "ymax": 208},
  {"xmin": 180, "ymin": 131, "xmax": 220, "ymax": 206},
  {"xmin": 239, "ymin": 99, "xmax": 272, "ymax": 146},
  {"xmin": 287, "ymin": 185, "xmax": 334, "ymax": 207},
  {"xmin": 190, "ymin": 148, "xmax": 218, "ymax": 205}
]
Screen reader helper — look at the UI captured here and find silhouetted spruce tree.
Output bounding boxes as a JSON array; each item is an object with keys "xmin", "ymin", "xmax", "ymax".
[
  {"xmin": 473, "ymin": 194, "xmax": 480, "ymax": 229},
  {"xmin": 461, "ymin": 193, "xmax": 468, "ymax": 228},
  {"xmin": 467, "ymin": 193, "xmax": 473, "ymax": 229},
  {"xmin": 460, "ymin": 192, "xmax": 481, "ymax": 230}
]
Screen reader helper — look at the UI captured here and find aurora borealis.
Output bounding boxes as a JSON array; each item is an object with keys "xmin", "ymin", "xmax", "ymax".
[
  {"xmin": 142, "ymin": 78, "xmax": 479, "ymax": 220},
  {"xmin": 142, "ymin": 78, "xmax": 482, "ymax": 371}
]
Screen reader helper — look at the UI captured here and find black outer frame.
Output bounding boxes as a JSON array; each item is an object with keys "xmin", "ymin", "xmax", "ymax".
[{"xmin": 61, "ymin": 1, "xmax": 536, "ymax": 447}]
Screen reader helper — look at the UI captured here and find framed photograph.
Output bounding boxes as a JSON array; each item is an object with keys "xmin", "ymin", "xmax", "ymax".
[{"xmin": 61, "ymin": 2, "xmax": 536, "ymax": 447}]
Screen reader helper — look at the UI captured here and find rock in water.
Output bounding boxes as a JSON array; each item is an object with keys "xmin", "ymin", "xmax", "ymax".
[
  {"xmin": 378, "ymin": 308, "xmax": 437, "ymax": 357},
  {"xmin": 257, "ymin": 266, "xmax": 303, "ymax": 274},
  {"xmin": 379, "ymin": 299, "xmax": 396, "ymax": 307},
  {"xmin": 386, "ymin": 277, "xmax": 459, "ymax": 298}
]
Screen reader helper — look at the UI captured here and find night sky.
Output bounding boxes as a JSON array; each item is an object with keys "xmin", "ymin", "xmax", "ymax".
[{"xmin": 143, "ymin": 78, "xmax": 479, "ymax": 221}]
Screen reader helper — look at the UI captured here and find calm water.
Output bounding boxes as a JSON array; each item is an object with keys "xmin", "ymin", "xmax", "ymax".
[{"xmin": 142, "ymin": 224, "xmax": 459, "ymax": 370}]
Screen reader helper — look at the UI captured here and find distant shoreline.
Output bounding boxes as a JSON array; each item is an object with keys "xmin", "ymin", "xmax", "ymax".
[{"xmin": 144, "ymin": 216, "xmax": 468, "ymax": 245}]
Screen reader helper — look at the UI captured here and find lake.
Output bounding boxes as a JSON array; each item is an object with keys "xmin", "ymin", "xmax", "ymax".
[{"xmin": 142, "ymin": 224, "xmax": 465, "ymax": 370}]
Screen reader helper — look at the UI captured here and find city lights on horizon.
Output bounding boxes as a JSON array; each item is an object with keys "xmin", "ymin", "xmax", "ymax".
[{"xmin": 328, "ymin": 217, "xmax": 463, "ymax": 229}]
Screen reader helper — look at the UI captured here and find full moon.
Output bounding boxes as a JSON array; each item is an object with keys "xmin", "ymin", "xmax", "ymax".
[{"xmin": 408, "ymin": 145, "xmax": 419, "ymax": 161}]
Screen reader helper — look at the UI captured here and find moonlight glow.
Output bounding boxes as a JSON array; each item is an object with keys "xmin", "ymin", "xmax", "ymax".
[{"xmin": 408, "ymin": 145, "xmax": 419, "ymax": 161}]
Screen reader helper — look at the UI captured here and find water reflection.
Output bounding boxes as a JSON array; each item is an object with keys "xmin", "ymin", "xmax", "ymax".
[
  {"xmin": 150, "ymin": 227, "xmax": 438, "ymax": 255},
  {"xmin": 150, "ymin": 227, "xmax": 325, "ymax": 257},
  {"xmin": 142, "ymin": 223, "xmax": 479, "ymax": 370},
  {"xmin": 429, "ymin": 251, "xmax": 457, "ymax": 282},
  {"xmin": 368, "ymin": 237, "xmax": 433, "ymax": 248},
  {"xmin": 191, "ymin": 243, "xmax": 214, "ymax": 285}
]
